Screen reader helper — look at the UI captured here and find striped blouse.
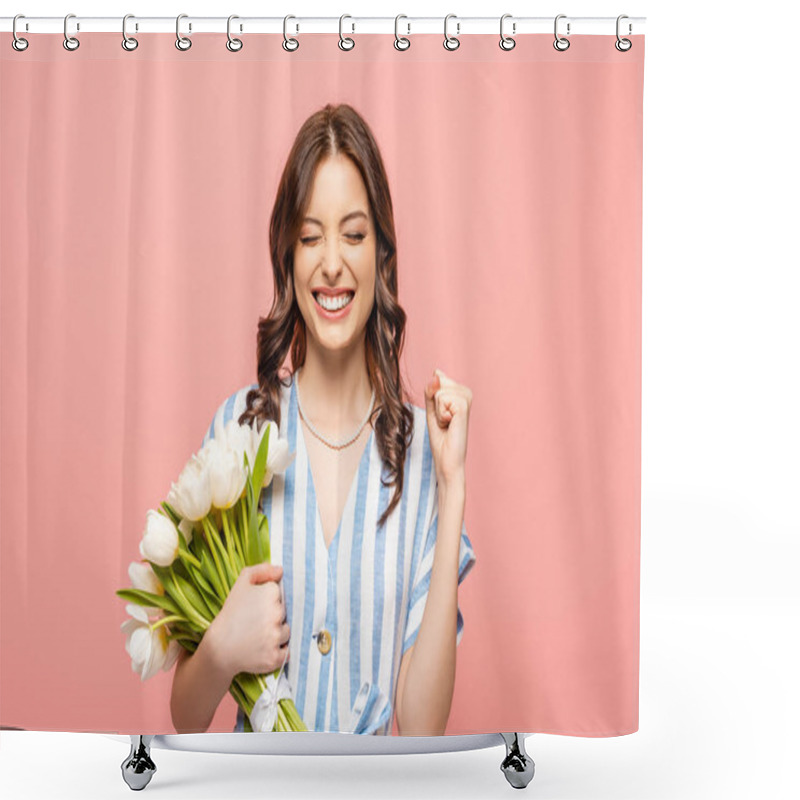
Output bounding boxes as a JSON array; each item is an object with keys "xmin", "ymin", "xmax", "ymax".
[{"xmin": 202, "ymin": 371, "xmax": 476, "ymax": 735}]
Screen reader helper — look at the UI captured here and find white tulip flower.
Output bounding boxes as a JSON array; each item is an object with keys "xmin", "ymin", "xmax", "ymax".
[
  {"xmin": 120, "ymin": 604, "xmax": 170, "ymax": 682},
  {"xmin": 252, "ymin": 420, "xmax": 295, "ymax": 488},
  {"xmin": 177, "ymin": 516, "xmax": 196, "ymax": 542},
  {"xmin": 129, "ymin": 560, "xmax": 163, "ymax": 594},
  {"xmin": 162, "ymin": 638, "xmax": 182, "ymax": 672},
  {"xmin": 139, "ymin": 509, "xmax": 180, "ymax": 567},
  {"xmin": 128, "ymin": 561, "xmax": 164, "ymax": 613},
  {"xmin": 203, "ymin": 436, "xmax": 248, "ymax": 509},
  {"xmin": 209, "ymin": 416, "xmax": 294, "ymax": 490},
  {"xmin": 166, "ymin": 452, "xmax": 212, "ymax": 521},
  {"xmin": 219, "ymin": 418, "xmax": 253, "ymax": 466}
]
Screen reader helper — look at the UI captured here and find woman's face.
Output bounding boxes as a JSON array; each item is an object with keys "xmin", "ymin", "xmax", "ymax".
[{"xmin": 293, "ymin": 153, "xmax": 376, "ymax": 356}]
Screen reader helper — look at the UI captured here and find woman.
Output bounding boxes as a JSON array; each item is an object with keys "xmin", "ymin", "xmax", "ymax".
[{"xmin": 171, "ymin": 103, "xmax": 476, "ymax": 736}]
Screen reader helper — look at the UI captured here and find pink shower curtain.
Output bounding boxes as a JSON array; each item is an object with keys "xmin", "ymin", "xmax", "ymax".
[{"xmin": 1, "ymin": 31, "xmax": 644, "ymax": 736}]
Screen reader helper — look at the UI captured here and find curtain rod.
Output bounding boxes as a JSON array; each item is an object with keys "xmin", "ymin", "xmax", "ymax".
[{"xmin": 2, "ymin": 16, "xmax": 646, "ymax": 36}]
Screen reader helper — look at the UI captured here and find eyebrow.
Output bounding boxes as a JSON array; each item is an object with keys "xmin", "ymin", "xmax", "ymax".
[{"xmin": 302, "ymin": 210, "xmax": 368, "ymax": 226}]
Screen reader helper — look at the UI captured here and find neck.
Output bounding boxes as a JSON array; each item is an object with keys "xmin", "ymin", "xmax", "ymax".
[{"xmin": 296, "ymin": 341, "xmax": 373, "ymax": 435}]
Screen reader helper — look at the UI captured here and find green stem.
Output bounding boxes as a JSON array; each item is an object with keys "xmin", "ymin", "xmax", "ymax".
[
  {"xmin": 149, "ymin": 614, "xmax": 183, "ymax": 632},
  {"xmin": 168, "ymin": 566, "xmax": 211, "ymax": 629},
  {"xmin": 238, "ymin": 498, "xmax": 250, "ymax": 566},
  {"xmin": 232, "ymin": 506, "xmax": 247, "ymax": 567},
  {"xmin": 178, "ymin": 541, "xmax": 202, "ymax": 570},
  {"xmin": 277, "ymin": 702, "xmax": 288, "ymax": 731},
  {"xmin": 221, "ymin": 507, "xmax": 243, "ymax": 571},
  {"xmin": 229, "ymin": 679, "xmax": 248, "ymax": 713},
  {"xmin": 211, "ymin": 513, "xmax": 237, "ymax": 584},
  {"xmin": 219, "ymin": 508, "xmax": 235, "ymax": 567},
  {"xmin": 201, "ymin": 516, "xmax": 231, "ymax": 594},
  {"xmin": 166, "ymin": 632, "xmax": 199, "ymax": 645},
  {"xmin": 229, "ymin": 673, "xmax": 307, "ymax": 732}
]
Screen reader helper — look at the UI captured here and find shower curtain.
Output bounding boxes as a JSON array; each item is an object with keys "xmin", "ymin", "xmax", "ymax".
[{"xmin": 0, "ymin": 27, "xmax": 644, "ymax": 738}]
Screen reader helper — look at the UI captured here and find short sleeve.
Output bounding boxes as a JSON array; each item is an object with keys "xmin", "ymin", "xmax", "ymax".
[
  {"xmin": 402, "ymin": 483, "xmax": 476, "ymax": 655},
  {"xmin": 201, "ymin": 383, "xmax": 258, "ymax": 448}
]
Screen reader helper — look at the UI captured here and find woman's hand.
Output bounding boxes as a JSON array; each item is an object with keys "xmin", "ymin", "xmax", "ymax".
[
  {"xmin": 206, "ymin": 562, "xmax": 290, "ymax": 680},
  {"xmin": 424, "ymin": 368, "xmax": 472, "ymax": 489}
]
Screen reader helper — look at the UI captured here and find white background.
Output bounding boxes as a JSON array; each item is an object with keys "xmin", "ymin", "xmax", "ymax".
[{"xmin": 1, "ymin": 1, "xmax": 798, "ymax": 798}]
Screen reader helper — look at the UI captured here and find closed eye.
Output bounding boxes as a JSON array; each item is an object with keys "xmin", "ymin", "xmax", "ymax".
[{"xmin": 300, "ymin": 234, "xmax": 365, "ymax": 245}]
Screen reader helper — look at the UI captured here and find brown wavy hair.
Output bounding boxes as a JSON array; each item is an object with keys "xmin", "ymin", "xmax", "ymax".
[{"xmin": 238, "ymin": 102, "xmax": 414, "ymax": 530}]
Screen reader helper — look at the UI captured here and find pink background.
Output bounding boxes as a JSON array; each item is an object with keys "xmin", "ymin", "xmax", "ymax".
[{"xmin": 0, "ymin": 33, "xmax": 643, "ymax": 735}]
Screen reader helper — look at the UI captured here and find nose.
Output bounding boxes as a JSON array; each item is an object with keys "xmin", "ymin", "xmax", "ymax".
[{"xmin": 320, "ymin": 235, "xmax": 344, "ymax": 281}]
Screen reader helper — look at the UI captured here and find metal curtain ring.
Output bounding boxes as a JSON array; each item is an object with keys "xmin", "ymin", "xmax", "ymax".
[
  {"xmin": 339, "ymin": 14, "xmax": 355, "ymax": 51},
  {"xmin": 553, "ymin": 14, "xmax": 570, "ymax": 51},
  {"xmin": 615, "ymin": 14, "xmax": 632, "ymax": 51},
  {"xmin": 443, "ymin": 13, "xmax": 460, "ymax": 51},
  {"xmin": 227, "ymin": 14, "xmax": 243, "ymax": 52},
  {"xmin": 121, "ymin": 14, "xmax": 138, "ymax": 51},
  {"xmin": 283, "ymin": 15, "xmax": 299, "ymax": 51},
  {"xmin": 499, "ymin": 13, "xmax": 516, "ymax": 50},
  {"xmin": 176, "ymin": 13, "xmax": 192, "ymax": 51},
  {"xmin": 63, "ymin": 13, "xmax": 80, "ymax": 51},
  {"xmin": 12, "ymin": 14, "xmax": 29, "ymax": 52},
  {"xmin": 394, "ymin": 14, "xmax": 410, "ymax": 51}
]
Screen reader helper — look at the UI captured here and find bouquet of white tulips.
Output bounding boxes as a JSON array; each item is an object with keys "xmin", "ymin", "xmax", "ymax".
[{"xmin": 117, "ymin": 417, "xmax": 307, "ymax": 733}]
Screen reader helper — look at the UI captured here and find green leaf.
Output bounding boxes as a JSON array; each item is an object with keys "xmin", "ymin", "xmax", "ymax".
[
  {"xmin": 149, "ymin": 563, "xmax": 205, "ymax": 630},
  {"xmin": 250, "ymin": 422, "xmax": 271, "ymax": 499},
  {"xmin": 178, "ymin": 545, "xmax": 202, "ymax": 571},
  {"xmin": 173, "ymin": 572, "xmax": 215, "ymax": 620},
  {"xmin": 149, "ymin": 562, "xmax": 173, "ymax": 592},
  {"xmin": 176, "ymin": 525, "xmax": 198, "ymax": 559},
  {"xmin": 175, "ymin": 524, "xmax": 189, "ymax": 551},
  {"xmin": 191, "ymin": 567, "xmax": 222, "ymax": 617},
  {"xmin": 258, "ymin": 513, "xmax": 271, "ymax": 563},
  {"xmin": 237, "ymin": 500, "xmax": 248, "ymax": 561},
  {"xmin": 199, "ymin": 545, "xmax": 226, "ymax": 599},
  {"xmin": 188, "ymin": 562, "xmax": 216, "ymax": 598},
  {"xmin": 245, "ymin": 424, "xmax": 271, "ymax": 566},
  {"xmin": 201, "ymin": 515, "xmax": 235, "ymax": 593},
  {"xmin": 167, "ymin": 635, "xmax": 199, "ymax": 654},
  {"xmin": 221, "ymin": 507, "xmax": 246, "ymax": 575},
  {"xmin": 160, "ymin": 501, "xmax": 182, "ymax": 527},
  {"xmin": 245, "ymin": 479, "xmax": 259, "ymax": 565},
  {"xmin": 116, "ymin": 588, "xmax": 181, "ymax": 615}
]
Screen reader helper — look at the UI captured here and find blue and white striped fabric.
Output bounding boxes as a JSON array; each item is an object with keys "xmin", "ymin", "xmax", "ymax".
[{"xmin": 201, "ymin": 371, "xmax": 476, "ymax": 735}]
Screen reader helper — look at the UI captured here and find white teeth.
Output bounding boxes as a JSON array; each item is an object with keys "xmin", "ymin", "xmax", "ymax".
[{"xmin": 315, "ymin": 292, "xmax": 354, "ymax": 311}]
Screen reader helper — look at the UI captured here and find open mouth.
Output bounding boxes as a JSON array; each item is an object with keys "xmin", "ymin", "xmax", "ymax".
[{"xmin": 313, "ymin": 291, "xmax": 354, "ymax": 312}]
